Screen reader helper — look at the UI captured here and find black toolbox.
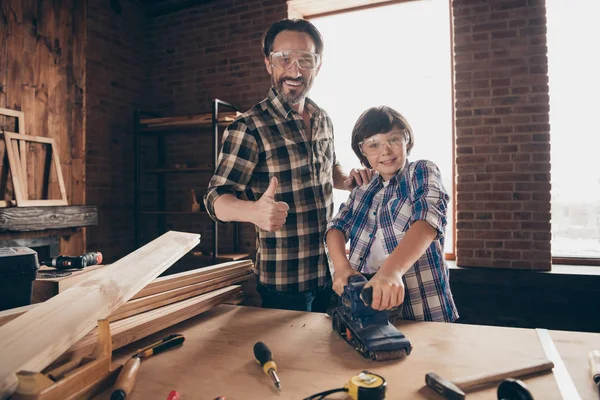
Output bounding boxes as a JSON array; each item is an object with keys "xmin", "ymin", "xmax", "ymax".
[{"xmin": 0, "ymin": 247, "xmax": 40, "ymax": 311}]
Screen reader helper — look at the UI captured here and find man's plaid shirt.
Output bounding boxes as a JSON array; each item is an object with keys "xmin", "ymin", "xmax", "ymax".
[{"xmin": 204, "ymin": 88, "xmax": 338, "ymax": 292}]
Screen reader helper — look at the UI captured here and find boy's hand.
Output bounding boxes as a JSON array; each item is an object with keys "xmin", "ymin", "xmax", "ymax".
[
  {"xmin": 363, "ymin": 269, "xmax": 405, "ymax": 310},
  {"xmin": 343, "ymin": 168, "xmax": 373, "ymax": 190},
  {"xmin": 332, "ymin": 264, "xmax": 363, "ymax": 296},
  {"xmin": 252, "ymin": 176, "xmax": 289, "ymax": 232}
]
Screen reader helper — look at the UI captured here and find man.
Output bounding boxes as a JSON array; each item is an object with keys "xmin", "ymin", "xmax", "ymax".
[{"xmin": 204, "ymin": 18, "xmax": 370, "ymax": 312}]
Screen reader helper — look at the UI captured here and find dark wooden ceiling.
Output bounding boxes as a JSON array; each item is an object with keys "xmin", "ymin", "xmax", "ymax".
[{"xmin": 137, "ymin": 0, "xmax": 219, "ymax": 17}]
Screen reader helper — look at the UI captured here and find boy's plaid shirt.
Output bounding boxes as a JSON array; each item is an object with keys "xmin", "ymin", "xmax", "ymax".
[
  {"xmin": 326, "ymin": 160, "xmax": 459, "ymax": 322},
  {"xmin": 204, "ymin": 88, "xmax": 338, "ymax": 292}
]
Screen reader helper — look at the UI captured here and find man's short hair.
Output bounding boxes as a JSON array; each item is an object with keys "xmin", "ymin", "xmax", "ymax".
[
  {"xmin": 262, "ymin": 18, "xmax": 324, "ymax": 58},
  {"xmin": 351, "ymin": 106, "xmax": 415, "ymax": 168}
]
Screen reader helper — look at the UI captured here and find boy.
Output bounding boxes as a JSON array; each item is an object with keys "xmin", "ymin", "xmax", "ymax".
[{"xmin": 325, "ymin": 106, "xmax": 458, "ymax": 322}]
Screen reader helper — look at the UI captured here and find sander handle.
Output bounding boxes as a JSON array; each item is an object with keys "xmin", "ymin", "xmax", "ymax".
[{"xmin": 453, "ymin": 359, "xmax": 554, "ymax": 391}]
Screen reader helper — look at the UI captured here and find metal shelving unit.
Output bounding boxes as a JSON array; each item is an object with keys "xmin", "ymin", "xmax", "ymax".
[{"xmin": 134, "ymin": 99, "xmax": 245, "ymax": 264}]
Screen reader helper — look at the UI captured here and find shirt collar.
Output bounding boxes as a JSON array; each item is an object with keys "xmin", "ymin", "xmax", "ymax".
[
  {"xmin": 370, "ymin": 160, "xmax": 410, "ymax": 188},
  {"xmin": 267, "ymin": 87, "xmax": 322, "ymax": 121}
]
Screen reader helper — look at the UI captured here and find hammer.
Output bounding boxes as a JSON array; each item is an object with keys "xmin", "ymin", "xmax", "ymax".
[{"xmin": 425, "ymin": 359, "xmax": 554, "ymax": 400}]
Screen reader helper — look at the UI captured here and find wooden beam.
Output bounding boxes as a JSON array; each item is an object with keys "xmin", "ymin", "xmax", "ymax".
[
  {"xmin": 62, "ymin": 286, "xmax": 241, "ymax": 363},
  {"xmin": 3, "ymin": 261, "xmax": 254, "ymax": 326},
  {"xmin": 0, "ymin": 205, "xmax": 98, "ymax": 232},
  {"xmin": 133, "ymin": 259, "xmax": 253, "ymax": 299},
  {"xmin": 0, "ymin": 231, "xmax": 200, "ymax": 400},
  {"xmin": 109, "ymin": 270, "xmax": 253, "ymax": 322},
  {"xmin": 0, "ymin": 304, "xmax": 37, "ymax": 327}
]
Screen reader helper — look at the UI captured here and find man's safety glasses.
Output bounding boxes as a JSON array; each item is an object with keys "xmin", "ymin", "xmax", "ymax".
[
  {"xmin": 359, "ymin": 132, "xmax": 408, "ymax": 156},
  {"xmin": 269, "ymin": 51, "xmax": 321, "ymax": 71}
]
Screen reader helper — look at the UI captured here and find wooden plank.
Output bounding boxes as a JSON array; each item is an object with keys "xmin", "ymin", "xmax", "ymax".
[
  {"xmin": 32, "ymin": 264, "xmax": 108, "ymax": 304},
  {"xmin": 33, "ymin": 259, "xmax": 252, "ymax": 304},
  {"xmin": 0, "ymin": 231, "xmax": 200, "ymax": 399},
  {"xmin": 109, "ymin": 271, "xmax": 253, "ymax": 322},
  {"xmin": 18, "ymin": 140, "xmax": 27, "ymax": 198},
  {"xmin": 3, "ymin": 133, "xmax": 25, "ymax": 204},
  {"xmin": 65, "ymin": 286, "xmax": 242, "ymax": 362},
  {"xmin": 0, "ymin": 205, "xmax": 97, "ymax": 232},
  {"xmin": 140, "ymin": 112, "xmax": 238, "ymax": 127},
  {"xmin": 5, "ymin": 269, "xmax": 251, "ymax": 327},
  {"xmin": 132, "ymin": 260, "xmax": 253, "ymax": 299},
  {"xmin": 6, "ymin": 270, "xmax": 252, "ymax": 327},
  {"xmin": 0, "ymin": 304, "xmax": 37, "ymax": 327}
]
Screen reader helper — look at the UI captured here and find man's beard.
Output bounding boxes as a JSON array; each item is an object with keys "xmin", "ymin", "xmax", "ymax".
[{"xmin": 273, "ymin": 76, "xmax": 312, "ymax": 105}]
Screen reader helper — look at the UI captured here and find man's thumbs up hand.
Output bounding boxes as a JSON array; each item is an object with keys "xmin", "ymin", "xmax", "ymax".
[
  {"xmin": 263, "ymin": 175, "xmax": 279, "ymax": 199},
  {"xmin": 252, "ymin": 176, "xmax": 289, "ymax": 232}
]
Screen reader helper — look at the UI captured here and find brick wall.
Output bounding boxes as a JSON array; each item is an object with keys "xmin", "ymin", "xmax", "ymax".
[
  {"xmin": 142, "ymin": 0, "xmax": 288, "ymax": 255},
  {"xmin": 84, "ymin": 0, "xmax": 554, "ymax": 270},
  {"xmin": 452, "ymin": 0, "xmax": 551, "ymax": 270},
  {"xmin": 86, "ymin": 0, "xmax": 149, "ymax": 261}
]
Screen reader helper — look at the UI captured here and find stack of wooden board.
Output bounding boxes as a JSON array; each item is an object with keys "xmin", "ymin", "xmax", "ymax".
[
  {"xmin": 0, "ymin": 259, "xmax": 253, "ymax": 348},
  {"xmin": 139, "ymin": 112, "xmax": 240, "ymax": 130},
  {"xmin": 0, "ymin": 231, "xmax": 253, "ymax": 400}
]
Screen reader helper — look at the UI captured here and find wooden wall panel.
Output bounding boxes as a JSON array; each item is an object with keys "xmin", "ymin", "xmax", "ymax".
[{"xmin": 0, "ymin": 0, "xmax": 86, "ymax": 254}]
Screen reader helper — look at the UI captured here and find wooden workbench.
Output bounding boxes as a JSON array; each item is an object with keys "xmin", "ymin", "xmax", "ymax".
[{"xmin": 105, "ymin": 305, "xmax": 600, "ymax": 400}]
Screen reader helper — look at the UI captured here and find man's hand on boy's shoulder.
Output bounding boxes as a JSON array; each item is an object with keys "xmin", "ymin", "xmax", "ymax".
[{"xmin": 343, "ymin": 167, "xmax": 374, "ymax": 190}]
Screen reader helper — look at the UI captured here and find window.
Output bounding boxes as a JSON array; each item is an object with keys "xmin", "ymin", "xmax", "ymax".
[
  {"xmin": 546, "ymin": 0, "xmax": 600, "ymax": 260},
  {"xmin": 309, "ymin": 1, "xmax": 455, "ymax": 255}
]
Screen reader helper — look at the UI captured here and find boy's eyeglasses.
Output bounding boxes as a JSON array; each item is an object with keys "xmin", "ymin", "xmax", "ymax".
[
  {"xmin": 359, "ymin": 133, "xmax": 407, "ymax": 156},
  {"xmin": 269, "ymin": 51, "xmax": 321, "ymax": 71}
]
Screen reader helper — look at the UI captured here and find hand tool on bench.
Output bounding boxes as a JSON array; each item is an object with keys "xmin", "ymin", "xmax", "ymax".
[
  {"xmin": 330, "ymin": 274, "xmax": 412, "ymax": 361},
  {"xmin": 253, "ymin": 341, "xmax": 281, "ymax": 391},
  {"xmin": 166, "ymin": 390, "xmax": 180, "ymax": 400},
  {"xmin": 590, "ymin": 350, "xmax": 600, "ymax": 397},
  {"xmin": 303, "ymin": 370, "xmax": 387, "ymax": 400},
  {"xmin": 425, "ymin": 358, "xmax": 554, "ymax": 400},
  {"xmin": 496, "ymin": 379, "xmax": 533, "ymax": 400},
  {"xmin": 111, "ymin": 334, "xmax": 185, "ymax": 400},
  {"xmin": 42, "ymin": 251, "xmax": 103, "ymax": 270}
]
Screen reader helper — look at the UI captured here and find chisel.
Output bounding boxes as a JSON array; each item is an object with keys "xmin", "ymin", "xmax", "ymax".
[{"xmin": 111, "ymin": 334, "xmax": 185, "ymax": 400}]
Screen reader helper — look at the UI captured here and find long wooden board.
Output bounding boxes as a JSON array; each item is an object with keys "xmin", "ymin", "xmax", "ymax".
[
  {"xmin": 0, "ymin": 231, "xmax": 200, "ymax": 400},
  {"xmin": 1, "ymin": 261, "xmax": 254, "ymax": 326},
  {"xmin": 63, "ymin": 286, "xmax": 241, "ymax": 361},
  {"xmin": 108, "ymin": 270, "xmax": 253, "ymax": 322},
  {"xmin": 132, "ymin": 259, "xmax": 252, "ymax": 299},
  {"xmin": 0, "ymin": 304, "xmax": 37, "ymax": 326}
]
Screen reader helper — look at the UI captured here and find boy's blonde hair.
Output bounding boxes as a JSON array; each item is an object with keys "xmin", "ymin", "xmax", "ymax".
[{"xmin": 351, "ymin": 106, "xmax": 414, "ymax": 169}]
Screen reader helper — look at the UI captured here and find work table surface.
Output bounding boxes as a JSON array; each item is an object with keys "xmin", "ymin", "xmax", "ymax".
[{"xmin": 106, "ymin": 304, "xmax": 600, "ymax": 399}]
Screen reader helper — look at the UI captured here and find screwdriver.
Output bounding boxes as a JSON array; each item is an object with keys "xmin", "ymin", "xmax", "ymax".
[{"xmin": 253, "ymin": 341, "xmax": 282, "ymax": 391}]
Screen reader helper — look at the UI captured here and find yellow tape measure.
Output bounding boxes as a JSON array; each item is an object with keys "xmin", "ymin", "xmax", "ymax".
[{"xmin": 345, "ymin": 371, "xmax": 387, "ymax": 400}]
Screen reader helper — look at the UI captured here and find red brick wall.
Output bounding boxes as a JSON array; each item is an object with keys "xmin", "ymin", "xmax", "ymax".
[
  {"xmin": 142, "ymin": 0, "xmax": 288, "ymax": 255},
  {"xmin": 84, "ymin": 0, "xmax": 553, "ymax": 270},
  {"xmin": 452, "ymin": 0, "xmax": 551, "ymax": 269},
  {"xmin": 86, "ymin": 0, "xmax": 150, "ymax": 261}
]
